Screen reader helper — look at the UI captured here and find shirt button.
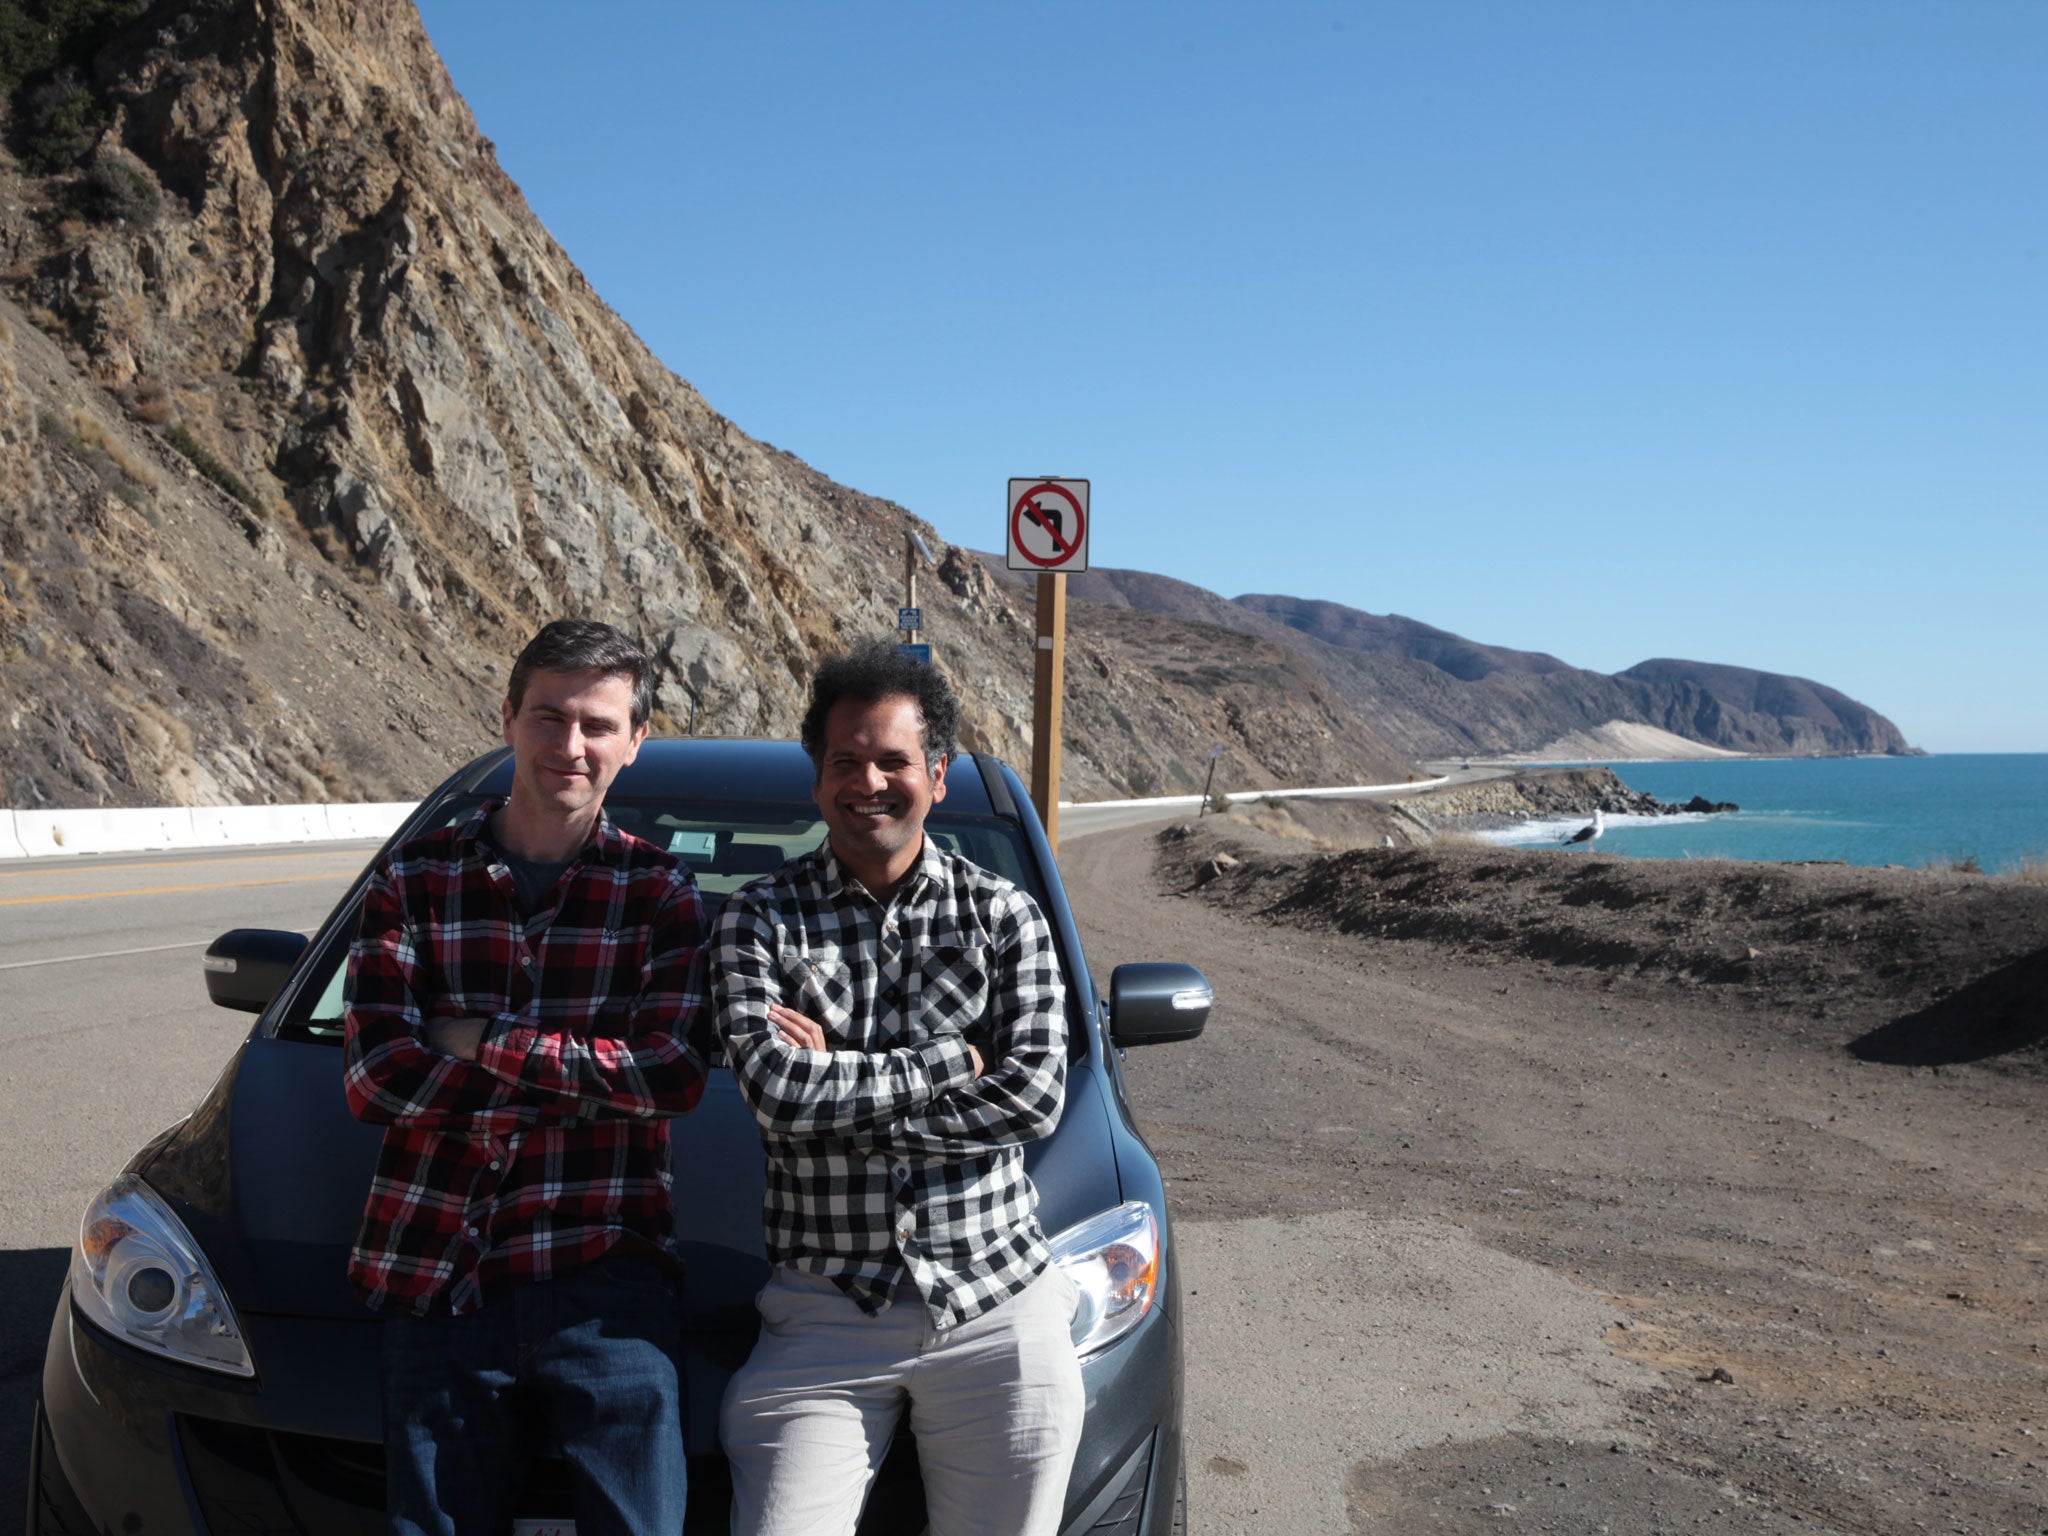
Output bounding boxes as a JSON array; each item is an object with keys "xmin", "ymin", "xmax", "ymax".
[
  {"xmin": 897, "ymin": 1229, "xmax": 911, "ymax": 1243},
  {"xmin": 488, "ymin": 1160, "xmax": 501, "ymax": 1171},
  {"xmin": 465, "ymin": 1225, "xmax": 479, "ymax": 1237},
  {"xmin": 882, "ymin": 986, "xmax": 902, "ymax": 1006},
  {"xmin": 521, "ymin": 956, "xmax": 535, "ymax": 971},
  {"xmin": 893, "ymin": 1162, "xmax": 909, "ymax": 1179}
]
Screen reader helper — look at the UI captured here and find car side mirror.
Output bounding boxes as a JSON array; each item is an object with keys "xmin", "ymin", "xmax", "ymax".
[
  {"xmin": 203, "ymin": 929, "xmax": 310, "ymax": 1014},
  {"xmin": 1108, "ymin": 962, "xmax": 1211, "ymax": 1048}
]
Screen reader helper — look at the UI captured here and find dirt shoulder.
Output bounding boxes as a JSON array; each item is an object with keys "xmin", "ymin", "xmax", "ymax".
[{"xmin": 1061, "ymin": 822, "xmax": 2047, "ymax": 1534}]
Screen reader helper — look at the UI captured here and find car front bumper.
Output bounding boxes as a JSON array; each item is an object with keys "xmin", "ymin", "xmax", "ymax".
[{"xmin": 38, "ymin": 1280, "xmax": 1183, "ymax": 1535}]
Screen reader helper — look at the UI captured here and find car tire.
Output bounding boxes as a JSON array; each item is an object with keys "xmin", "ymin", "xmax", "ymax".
[{"xmin": 27, "ymin": 1399, "xmax": 95, "ymax": 1536}]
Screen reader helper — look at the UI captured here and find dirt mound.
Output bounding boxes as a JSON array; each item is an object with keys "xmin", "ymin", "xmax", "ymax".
[{"xmin": 1159, "ymin": 823, "xmax": 2048, "ymax": 1076}]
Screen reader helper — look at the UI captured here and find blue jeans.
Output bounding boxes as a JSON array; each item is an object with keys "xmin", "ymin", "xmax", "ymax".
[{"xmin": 382, "ymin": 1253, "xmax": 687, "ymax": 1536}]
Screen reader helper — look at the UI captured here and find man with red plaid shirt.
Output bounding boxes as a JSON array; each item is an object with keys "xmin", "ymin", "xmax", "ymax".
[{"xmin": 344, "ymin": 619, "xmax": 707, "ymax": 1536}]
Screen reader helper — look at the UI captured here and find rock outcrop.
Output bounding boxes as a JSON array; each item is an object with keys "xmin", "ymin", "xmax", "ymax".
[{"xmin": 0, "ymin": 0, "xmax": 1414, "ymax": 807}]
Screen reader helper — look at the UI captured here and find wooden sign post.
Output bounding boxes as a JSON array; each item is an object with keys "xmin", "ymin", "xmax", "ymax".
[
  {"xmin": 1031, "ymin": 572, "xmax": 1066, "ymax": 850},
  {"xmin": 1006, "ymin": 478, "xmax": 1090, "ymax": 854}
]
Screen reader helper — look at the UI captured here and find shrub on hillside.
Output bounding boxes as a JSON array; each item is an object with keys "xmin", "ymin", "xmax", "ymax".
[
  {"xmin": 0, "ymin": 0, "xmax": 147, "ymax": 94},
  {"xmin": 52, "ymin": 154, "xmax": 160, "ymax": 225},
  {"xmin": 163, "ymin": 423, "xmax": 262, "ymax": 512},
  {"xmin": 3, "ymin": 0, "xmax": 148, "ymax": 169}
]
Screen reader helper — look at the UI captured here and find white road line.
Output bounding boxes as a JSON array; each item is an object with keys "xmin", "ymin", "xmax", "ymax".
[{"xmin": 0, "ymin": 939, "xmax": 214, "ymax": 971}]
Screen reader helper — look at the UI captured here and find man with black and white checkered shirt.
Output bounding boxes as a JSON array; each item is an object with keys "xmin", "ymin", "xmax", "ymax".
[{"xmin": 710, "ymin": 640, "xmax": 1082, "ymax": 1536}]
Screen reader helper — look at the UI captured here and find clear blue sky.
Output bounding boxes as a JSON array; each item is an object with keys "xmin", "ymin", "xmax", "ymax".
[{"xmin": 414, "ymin": 2, "xmax": 2046, "ymax": 753}]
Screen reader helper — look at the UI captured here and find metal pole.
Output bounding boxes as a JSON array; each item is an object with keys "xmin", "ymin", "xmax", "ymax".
[
  {"xmin": 1030, "ymin": 571, "xmax": 1066, "ymax": 852},
  {"xmin": 1198, "ymin": 754, "xmax": 1218, "ymax": 814},
  {"xmin": 904, "ymin": 533, "xmax": 918, "ymax": 631}
]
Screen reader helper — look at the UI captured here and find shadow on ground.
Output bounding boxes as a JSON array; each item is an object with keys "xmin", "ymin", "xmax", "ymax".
[
  {"xmin": 1850, "ymin": 945, "xmax": 2048, "ymax": 1071},
  {"xmin": 2, "ymin": 1247, "xmax": 69, "ymax": 1522}
]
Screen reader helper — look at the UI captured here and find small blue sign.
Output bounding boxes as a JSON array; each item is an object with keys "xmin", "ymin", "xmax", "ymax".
[
  {"xmin": 897, "ymin": 606, "xmax": 923, "ymax": 631},
  {"xmin": 897, "ymin": 643, "xmax": 933, "ymax": 666}
]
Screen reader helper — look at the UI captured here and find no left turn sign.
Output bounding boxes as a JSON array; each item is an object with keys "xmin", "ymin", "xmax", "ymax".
[{"xmin": 1006, "ymin": 479, "xmax": 1090, "ymax": 573}]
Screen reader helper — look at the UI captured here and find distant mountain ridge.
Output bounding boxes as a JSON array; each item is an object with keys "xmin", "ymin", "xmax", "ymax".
[{"xmin": 986, "ymin": 561, "xmax": 1910, "ymax": 760}]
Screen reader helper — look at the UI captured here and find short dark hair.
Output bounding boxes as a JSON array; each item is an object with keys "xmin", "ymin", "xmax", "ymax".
[
  {"xmin": 800, "ymin": 639, "xmax": 960, "ymax": 773},
  {"xmin": 507, "ymin": 619, "xmax": 654, "ymax": 727}
]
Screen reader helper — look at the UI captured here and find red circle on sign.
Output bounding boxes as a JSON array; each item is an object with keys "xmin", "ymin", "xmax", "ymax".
[{"xmin": 1009, "ymin": 483, "xmax": 1087, "ymax": 569}]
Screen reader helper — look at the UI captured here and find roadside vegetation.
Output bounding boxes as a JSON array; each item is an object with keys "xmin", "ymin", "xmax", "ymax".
[{"xmin": 1917, "ymin": 850, "xmax": 2048, "ymax": 881}]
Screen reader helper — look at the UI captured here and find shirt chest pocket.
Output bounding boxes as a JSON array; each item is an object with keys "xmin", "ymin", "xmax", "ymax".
[{"xmin": 916, "ymin": 943, "xmax": 992, "ymax": 1036}]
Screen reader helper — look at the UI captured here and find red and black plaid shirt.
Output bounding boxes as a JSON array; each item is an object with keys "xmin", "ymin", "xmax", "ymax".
[{"xmin": 343, "ymin": 802, "xmax": 708, "ymax": 1315}]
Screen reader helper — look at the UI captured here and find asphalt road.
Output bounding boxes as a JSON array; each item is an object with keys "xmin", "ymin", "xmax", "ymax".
[
  {"xmin": 1057, "ymin": 770, "xmax": 1492, "ymax": 841},
  {"xmin": 0, "ymin": 841, "xmax": 379, "ymax": 1522}
]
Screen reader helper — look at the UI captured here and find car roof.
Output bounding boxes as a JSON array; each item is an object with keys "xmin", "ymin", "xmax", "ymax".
[{"xmin": 457, "ymin": 737, "xmax": 1000, "ymax": 816}]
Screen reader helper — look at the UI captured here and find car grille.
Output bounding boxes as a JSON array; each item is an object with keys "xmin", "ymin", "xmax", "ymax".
[{"xmin": 1083, "ymin": 1435, "xmax": 1157, "ymax": 1535}]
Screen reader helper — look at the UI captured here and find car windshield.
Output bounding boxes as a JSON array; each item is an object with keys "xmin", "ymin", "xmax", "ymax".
[{"xmin": 276, "ymin": 796, "xmax": 1050, "ymax": 1048}]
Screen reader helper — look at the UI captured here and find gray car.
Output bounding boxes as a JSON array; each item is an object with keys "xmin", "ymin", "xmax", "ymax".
[{"xmin": 30, "ymin": 739, "xmax": 1208, "ymax": 1534}]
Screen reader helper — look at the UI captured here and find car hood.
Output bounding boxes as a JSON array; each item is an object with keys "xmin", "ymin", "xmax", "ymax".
[{"xmin": 142, "ymin": 1036, "xmax": 1122, "ymax": 1325}]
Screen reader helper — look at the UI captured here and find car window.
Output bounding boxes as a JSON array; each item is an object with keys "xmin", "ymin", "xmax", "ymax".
[{"xmin": 279, "ymin": 798, "xmax": 1051, "ymax": 1050}]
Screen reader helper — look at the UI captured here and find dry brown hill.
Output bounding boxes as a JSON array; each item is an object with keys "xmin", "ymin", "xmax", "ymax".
[
  {"xmin": 0, "ymin": 0, "xmax": 1413, "ymax": 808},
  {"xmin": 982, "ymin": 555, "xmax": 1911, "ymax": 760}
]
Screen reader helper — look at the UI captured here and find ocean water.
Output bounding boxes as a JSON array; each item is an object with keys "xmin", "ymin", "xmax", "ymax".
[{"xmin": 1479, "ymin": 754, "xmax": 2048, "ymax": 874}]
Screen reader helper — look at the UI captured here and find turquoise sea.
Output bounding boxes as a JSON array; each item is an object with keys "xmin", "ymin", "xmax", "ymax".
[{"xmin": 1480, "ymin": 754, "xmax": 2048, "ymax": 874}]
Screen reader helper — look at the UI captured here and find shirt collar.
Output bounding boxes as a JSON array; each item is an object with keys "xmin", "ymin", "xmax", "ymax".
[
  {"xmin": 458, "ymin": 799, "xmax": 620, "ymax": 867},
  {"xmin": 816, "ymin": 833, "xmax": 947, "ymax": 905}
]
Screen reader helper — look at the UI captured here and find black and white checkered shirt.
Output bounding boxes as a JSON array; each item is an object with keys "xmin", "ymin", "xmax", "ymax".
[{"xmin": 711, "ymin": 836, "xmax": 1068, "ymax": 1329}]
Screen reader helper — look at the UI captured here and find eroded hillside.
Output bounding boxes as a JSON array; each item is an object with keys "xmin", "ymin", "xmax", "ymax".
[{"xmin": 0, "ymin": 0, "xmax": 1414, "ymax": 807}]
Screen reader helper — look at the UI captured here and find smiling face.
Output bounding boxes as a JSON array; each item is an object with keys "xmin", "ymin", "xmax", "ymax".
[
  {"xmin": 812, "ymin": 692, "xmax": 948, "ymax": 900},
  {"xmin": 499, "ymin": 666, "xmax": 648, "ymax": 850}
]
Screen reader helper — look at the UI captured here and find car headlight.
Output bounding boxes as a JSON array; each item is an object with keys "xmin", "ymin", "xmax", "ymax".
[
  {"xmin": 1049, "ymin": 1201, "xmax": 1160, "ymax": 1359},
  {"xmin": 71, "ymin": 1174, "xmax": 254, "ymax": 1377}
]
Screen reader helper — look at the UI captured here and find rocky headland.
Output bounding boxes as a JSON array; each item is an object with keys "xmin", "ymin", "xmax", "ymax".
[{"xmin": 985, "ymin": 558, "xmax": 1913, "ymax": 763}]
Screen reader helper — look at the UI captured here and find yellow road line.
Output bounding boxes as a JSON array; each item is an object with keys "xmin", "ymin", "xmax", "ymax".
[
  {"xmin": 0, "ymin": 849, "xmax": 368, "ymax": 880},
  {"xmin": 0, "ymin": 873, "xmax": 355, "ymax": 907}
]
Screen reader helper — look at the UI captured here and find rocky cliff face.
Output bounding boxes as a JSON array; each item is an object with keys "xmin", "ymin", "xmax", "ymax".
[{"xmin": 0, "ymin": 0, "xmax": 1414, "ymax": 808}]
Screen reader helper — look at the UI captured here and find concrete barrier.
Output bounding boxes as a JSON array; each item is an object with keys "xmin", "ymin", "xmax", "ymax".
[
  {"xmin": 4, "ymin": 801, "xmax": 418, "ymax": 860},
  {"xmin": 325, "ymin": 803, "xmax": 415, "ymax": 841},
  {"xmin": 9, "ymin": 807, "xmax": 192, "ymax": 857},
  {"xmin": 186, "ymin": 803, "xmax": 355, "ymax": 847}
]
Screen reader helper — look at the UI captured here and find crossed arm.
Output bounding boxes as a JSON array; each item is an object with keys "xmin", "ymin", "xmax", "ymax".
[
  {"xmin": 712, "ymin": 888, "xmax": 1067, "ymax": 1158},
  {"xmin": 343, "ymin": 864, "xmax": 709, "ymax": 1132}
]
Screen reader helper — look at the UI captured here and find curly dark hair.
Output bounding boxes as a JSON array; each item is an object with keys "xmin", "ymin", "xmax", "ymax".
[
  {"xmin": 799, "ymin": 639, "xmax": 960, "ymax": 773},
  {"xmin": 507, "ymin": 619, "xmax": 654, "ymax": 727}
]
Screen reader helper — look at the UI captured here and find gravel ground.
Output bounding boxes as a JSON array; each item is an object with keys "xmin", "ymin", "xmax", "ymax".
[{"xmin": 1059, "ymin": 817, "xmax": 2047, "ymax": 1535}]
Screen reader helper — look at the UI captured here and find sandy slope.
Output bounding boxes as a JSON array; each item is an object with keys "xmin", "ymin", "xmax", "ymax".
[
  {"xmin": 1060, "ymin": 823, "xmax": 2047, "ymax": 1534},
  {"xmin": 1508, "ymin": 720, "xmax": 1750, "ymax": 763}
]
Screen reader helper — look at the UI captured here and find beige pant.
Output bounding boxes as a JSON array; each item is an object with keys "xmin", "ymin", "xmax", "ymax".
[{"xmin": 721, "ymin": 1264, "xmax": 1086, "ymax": 1536}]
